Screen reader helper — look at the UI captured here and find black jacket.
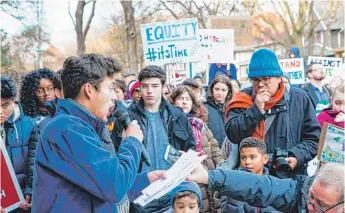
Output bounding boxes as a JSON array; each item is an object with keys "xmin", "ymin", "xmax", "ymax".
[
  {"xmin": 302, "ymin": 83, "xmax": 330, "ymax": 109},
  {"xmin": 226, "ymin": 87, "xmax": 320, "ymax": 175},
  {"xmin": 204, "ymin": 99, "xmax": 226, "ymax": 146},
  {"xmin": 113, "ymin": 98, "xmax": 196, "ymax": 166}
]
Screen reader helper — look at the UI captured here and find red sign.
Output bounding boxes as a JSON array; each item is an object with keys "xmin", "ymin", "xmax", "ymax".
[{"xmin": 1, "ymin": 144, "xmax": 24, "ymax": 212}]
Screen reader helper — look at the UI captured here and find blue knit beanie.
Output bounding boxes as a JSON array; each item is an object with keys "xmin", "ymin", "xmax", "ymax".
[
  {"xmin": 170, "ymin": 181, "xmax": 202, "ymax": 208},
  {"xmin": 248, "ymin": 48, "xmax": 283, "ymax": 78}
]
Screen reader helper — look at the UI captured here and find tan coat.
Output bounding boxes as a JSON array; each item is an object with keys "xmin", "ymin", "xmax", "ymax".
[{"xmin": 200, "ymin": 124, "xmax": 225, "ymax": 213}]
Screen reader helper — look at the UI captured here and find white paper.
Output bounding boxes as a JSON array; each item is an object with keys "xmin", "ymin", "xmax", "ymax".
[{"xmin": 134, "ymin": 150, "xmax": 207, "ymax": 206}]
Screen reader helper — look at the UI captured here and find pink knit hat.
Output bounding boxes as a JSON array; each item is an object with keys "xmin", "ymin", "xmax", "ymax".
[{"xmin": 129, "ymin": 80, "xmax": 140, "ymax": 96}]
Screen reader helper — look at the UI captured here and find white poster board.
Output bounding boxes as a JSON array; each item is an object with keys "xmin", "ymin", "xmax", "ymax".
[
  {"xmin": 140, "ymin": 18, "xmax": 200, "ymax": 65},
  {"xmin": 197, "ymin": 29, "xmax": 234, "ymax": 63},
  {"xmin": 308, "ymin": 56, "xmax": 343, "ymax": 82},
  {"xmin": 279, "ymin": 58, "xmax": 306, "ymax": 84},
  {"xmin": 317, "ymin": 123, "xmax": 344, "ymax": 163}
]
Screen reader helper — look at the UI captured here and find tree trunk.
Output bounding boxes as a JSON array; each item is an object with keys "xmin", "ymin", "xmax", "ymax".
[
  {"xmin": 121, "ymin": 0, "xmax": 138, "ymax": 72},
  {"xmin": 75, "ymin": 1, "xmax": 86, "ymax": 56}
]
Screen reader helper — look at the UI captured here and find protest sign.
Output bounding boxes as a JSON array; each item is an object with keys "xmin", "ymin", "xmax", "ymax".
[
  {"xmin": 1, "ymin": 141, "xmax": 25, "ymax": 212},
  {"xmin": 307, "ymin": 56, "xmax": 342, "ymax": 82},
  {"xmin": 279, "ymin": 58, "xmax": 305, "ymax": 85},
  {"xmin": 210, "ymin": 16, "xmax": 253, "ymax": 46},
  {"xmin": 197, "ymin": 29, "xmax": 234, "ymax": 63},
  {"xmin": 317, "ymin": 123, "xmax": 344, "ymax": 163},
  {"xmin": 140, "ymin": 18, "xmax": 200, "ymax": 65}
]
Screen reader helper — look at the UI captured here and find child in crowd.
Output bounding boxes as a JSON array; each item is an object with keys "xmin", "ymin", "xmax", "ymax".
[
  {"xmin": 318, "ymin": 84, "xmax": 344, "ymax": 128},
  {"xmin": 221, "ymin": 137, "xmax": 281, "ymax": 212},
  {"xmin": 168, "ymin": 181, "xmax": 202, "ymax": 213}
]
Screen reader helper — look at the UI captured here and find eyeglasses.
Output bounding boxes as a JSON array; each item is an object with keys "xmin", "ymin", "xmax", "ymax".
[
  {"xmin": 250, "ymin": 77, "xmax": 271, "ymax": 85},
  {"xmin": 35, "ymin": 86, "xmax": 54, "ymax": 97},
  {"xmin": 302, "ymin": 190, "xmax": 344, "ymax": 213}
]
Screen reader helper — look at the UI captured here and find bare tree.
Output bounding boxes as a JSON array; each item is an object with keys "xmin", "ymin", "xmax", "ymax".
[
  {"xmin": 243, "ymin": 0, "xmax": 340, "ymax": 56},
  {"xmin": 69, "ymin": 0, "xmax": 96, "ymax": 55},
  {"xmin": 159, "ymin": 0, "xmax": 240, "ymax": 28},
  {"xmin": 120, "ymin": 0, "xmax": 138, "ymax": 72}
]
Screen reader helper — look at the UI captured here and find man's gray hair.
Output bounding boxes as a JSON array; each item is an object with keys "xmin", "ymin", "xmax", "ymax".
[{"xmin": 314, "ymin": 163, "xmax": 344, "ymax": 202}]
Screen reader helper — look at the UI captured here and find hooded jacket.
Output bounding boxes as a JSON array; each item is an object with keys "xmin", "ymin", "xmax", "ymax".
[
  {"xmin": 208, "ymin": 169, "xmax": 312, "ymax": 213},
  {"xmin": 1, "ymin": 102, "xmax": 36, "ymax": 195},
  {"xmin": 31, "ymin": 99, "xmax": 149, "ymax": 213},
  {"xmin": 225, "ymin": 86, "xmax": 321, "ymax": 175},
  {"xmin": 221, "ymin": 167, "xmax": 281, "ymax": 213}
]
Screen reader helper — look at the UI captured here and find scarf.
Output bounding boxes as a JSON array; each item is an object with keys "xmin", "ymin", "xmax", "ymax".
[{"xmin": 225, "ymin": 81, "xmax": 285, "ymax": 140}]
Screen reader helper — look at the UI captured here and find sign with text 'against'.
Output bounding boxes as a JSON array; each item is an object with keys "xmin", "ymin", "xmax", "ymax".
[
  {"xmin": 140, "ymin": 18, "xmax": 200, "ymax": 65},
  {"xmin": 307, "ymin": 56, "xmax": 342, "ymax": 82},
  {"xmin": 279, "ymin": 58, "xmax": 305, "ymax": 84}
]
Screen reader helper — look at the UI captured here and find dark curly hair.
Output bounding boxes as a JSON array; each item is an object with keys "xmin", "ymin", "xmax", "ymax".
[
  {"xmin": 20, "ymin": 68, "xmax": 55, "ymax": 118},
  {"xmin": 1, "ymin": 76, "xmax": 17, "ymax": 99},
  {"xmin": 62, "ymin": 54, "xmax": 122, "ymax": 99},
  {"xmin": 138, "ymin": 65, "xmax": 166, "ymax": 85},
  {"xmin": 168, "ymin": 85, "xmax": 208, "ymax": 123},
  {"xmin": 53, "ymin": 69, "xmax": 63, "ymax": 90},
  {"xmin": 239, "ymin": 137, "xmax": 267, "ymax": 154}
]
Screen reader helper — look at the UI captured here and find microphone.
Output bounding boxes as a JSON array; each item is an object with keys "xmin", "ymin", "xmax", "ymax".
[{"xmin": 114, "ymin": 109, "xmax": 152, "ymax": 167}]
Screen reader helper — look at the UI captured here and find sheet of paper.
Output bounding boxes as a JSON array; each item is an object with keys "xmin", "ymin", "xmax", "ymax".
[{"xmin": 134, "ymin": 150, "xmax": 207, "ymax": 206}]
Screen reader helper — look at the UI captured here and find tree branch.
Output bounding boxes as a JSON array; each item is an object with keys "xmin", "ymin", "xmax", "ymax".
[
  {"xmin": 160, "ymin": 0, "xmax": 179, "ymax": 19},
  {"xmin": 68, "ymin": 0, "xmax": 76, "ymax": 27},
  {"xmin": 83, "ymin": 0, "xmax": 96, "ymax": 39}
]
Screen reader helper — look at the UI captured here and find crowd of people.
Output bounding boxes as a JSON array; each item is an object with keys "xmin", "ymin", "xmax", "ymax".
[{"xmin": 1, "ymin": 47, "xmax": 344, "ymax": 213}]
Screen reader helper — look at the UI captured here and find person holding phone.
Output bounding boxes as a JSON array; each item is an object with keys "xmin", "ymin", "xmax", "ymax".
[{"xmin": 225, "ymin": 48, "xmax": 320, "ymax": 177}]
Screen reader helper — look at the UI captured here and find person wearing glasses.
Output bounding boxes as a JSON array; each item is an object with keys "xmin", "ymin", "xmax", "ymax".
[
  {"xmin": 303, "ymin": 63, "xmax": 331, "ymax": 109},
  {"xmin": 225, "ymin": 48, "xmax": 320, "ymax": 177},
  {"xmin": 188, "ymin": 162, "xmax": 344, "ymax": 213},
  {"xmin": 19, "ymin": 68, "xmax": 56, "ymax": 124}
]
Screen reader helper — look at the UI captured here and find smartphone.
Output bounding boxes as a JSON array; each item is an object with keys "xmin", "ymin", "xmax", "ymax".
[{"xmin": 164, "ymin": 145, "xmax": 182, "ymax": 165}]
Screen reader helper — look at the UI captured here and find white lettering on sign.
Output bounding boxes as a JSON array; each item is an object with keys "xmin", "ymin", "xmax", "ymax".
[{"xmin": 0, "ymin": 189, "xmax": 6, "ymax": 199}]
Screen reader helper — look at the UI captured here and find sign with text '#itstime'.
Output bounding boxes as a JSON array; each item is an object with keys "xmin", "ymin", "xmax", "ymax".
[
  {"xmin": 197, "ymin": 29, "xmax": 234, "ymax": 63},
  {"xmin": 140, "ymin": 18, "xmax": 200, "ymax": 66},
  {"xmin": 317, "ymin": 123, "xmax": 344, "ymax": 163},
  {"xmin": 1, "ymin": 139, "xmax": 25, "ymax": 212},
  {"xmin": 279, "ymin": 58, "xmax": 306, "ymax": 85}
]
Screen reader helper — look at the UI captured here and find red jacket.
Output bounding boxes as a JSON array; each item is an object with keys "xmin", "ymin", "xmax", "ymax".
[{"xmin": 317, "ymin": 107, "xmax": 344, "ymax": 128}]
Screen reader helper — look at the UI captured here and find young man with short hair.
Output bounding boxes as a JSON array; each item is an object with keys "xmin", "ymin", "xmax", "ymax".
[
  {"xmin": 32, "ymin": 54, "xmax": 165, "ymax": 213},
  {"xmin": 303, "ymin": 63, "xmax": 331, "ymax": 109},
  {"xmin": 126, "ymin": 65, "xmax": 196, "ymax": 212}
]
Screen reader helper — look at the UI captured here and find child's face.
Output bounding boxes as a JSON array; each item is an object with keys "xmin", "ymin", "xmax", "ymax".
[
  {"xmin": 332, "ymin": 91, "xmax": 344, "ymax": 113},
  {"xmin": 240, "ymin": 147, "xmax": 268, "ymax": 175},
  {"xmin": 174, "ymin": 196, "xmax": 199, "ymax": 213}
]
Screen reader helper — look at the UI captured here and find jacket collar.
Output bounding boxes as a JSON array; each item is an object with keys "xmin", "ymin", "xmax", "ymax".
[
  {"xmin": 133, "ymin": 97, "xmax": 182, "ymax": 119},
  {"xmin": 56, "ymin": 99, "xmax": 105, "ymax": 136},
  {"xmin": 206, "ymin": 97, "xmax": 223, "ymax": 109},
  {"xmin": 44, "ymin": 98, "xmax": 59, "ymax": 117},
  {"xmin": 6, "ymin": 102, "xmax": 23, "ymax": 125}
]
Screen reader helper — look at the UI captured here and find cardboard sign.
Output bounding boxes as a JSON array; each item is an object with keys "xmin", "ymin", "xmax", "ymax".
[
  {"xmin": 210, "ymin": 16, "xmax": 253, "ymax": 46},
  {"xmin": 197, "ymin": 29, "xmax": 234, "ymax": 63},
  {"xmin": 0, "ymin": 141, "xmax": 25, "ymax": 212},
  {"xmin": 279, "ymin": 58, "xmax": 306, "ymax": 84},
  {"xmin": 317, "ymin": 123, "xmax": 344, "ymax": 163},
  {"xmin": 140, "ymin": 18, "xmax": 200, "ymax": 65},
  {"xmin": 307, "ymin": 57, "xmax": 343, "ymax": 82}
]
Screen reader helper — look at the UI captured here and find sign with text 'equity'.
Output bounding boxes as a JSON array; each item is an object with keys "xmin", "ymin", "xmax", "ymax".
[
  {"xmin": 197, "ymin": 29, "xmax": 234, "ymax": 63},
  {"xmin": 279, "ymin": 58, "xmax": 305, "ymax": 85},
  {"xmin": 1, "ymin": 141, "xmax": 25, "ymax": 212},
  {"xmin": 140, "ymin": 18, "xmax": 200, "ymax": 65},
  {"xmin": 210, "ymin": 16, "xmax": 253, "ymax": 46}
]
